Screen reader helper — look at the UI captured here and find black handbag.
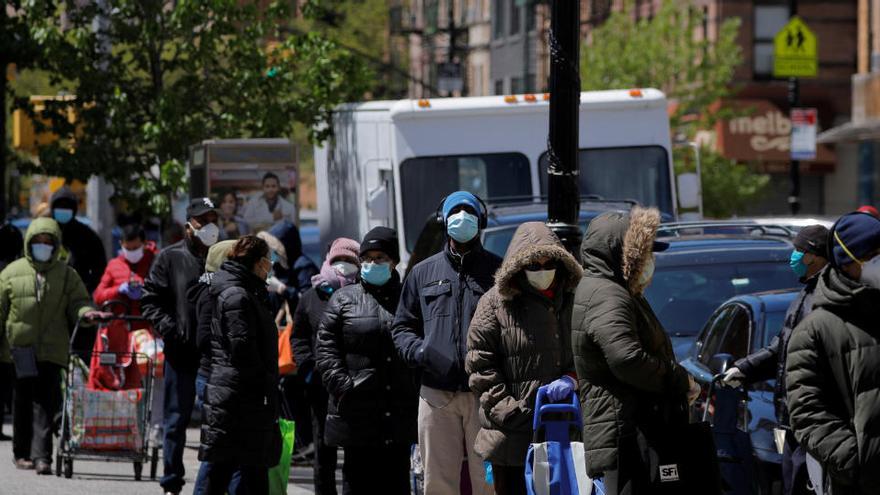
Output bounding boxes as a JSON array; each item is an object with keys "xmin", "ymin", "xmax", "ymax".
[{"xmin": 645, "ymin": 409, "xmax": 724, "ymax": 495}]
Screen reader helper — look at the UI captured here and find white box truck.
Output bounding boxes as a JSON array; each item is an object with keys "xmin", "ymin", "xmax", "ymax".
[{"xmin": 315, "ymin": 88, "xmax": 686, "ymax": 266}]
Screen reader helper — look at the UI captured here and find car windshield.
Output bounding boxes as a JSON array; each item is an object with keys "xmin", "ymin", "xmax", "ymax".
[
  {"xmin": 762, "ymin": 310, "xmax": 788, "ymax": 347},
  {"xmin": 482, "ymin": 221, "xmax": 590, "ymax": 258},
  {"xmin": 644, "ymin": 262, "xmax": 799, "ymax": 337},
  {"xmin": 539, "ymin": 146, "xmax": 673, "ymax": 215}
]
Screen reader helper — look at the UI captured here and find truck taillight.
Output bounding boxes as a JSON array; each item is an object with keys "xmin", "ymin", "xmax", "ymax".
[
  {"xmin": 504, "ymin": 95, "xmax": 518, "ymax": 104},
  {"xmin": 418, "ymin": 99, "xmax": 431, "ymax": 108},
  {"xmin": 543, "ymin": 93, "xmax": 551, "ymax": 101},
  {"xmin": 629, "ymin": 89, "xmax": 643, "ymax": 97},
  {"xmin": 524, "ymin": 94, "xmax": 537, "ymax": 103}
]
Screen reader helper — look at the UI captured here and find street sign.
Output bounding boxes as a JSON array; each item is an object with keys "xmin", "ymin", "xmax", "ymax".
[
  {"xmin": 773, "ymin": 17, "xmax": 818, "ymax": 78},
  {"xmin": 791, "ymin": 108, "xmax": 818, "ymax": 160},
  {"xmin": 437, "ymin": 62, "xmax": 463, "ymax": 94}
]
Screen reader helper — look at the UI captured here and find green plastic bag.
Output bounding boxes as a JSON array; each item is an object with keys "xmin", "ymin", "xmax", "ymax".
[{"xmin": 268, "ymin": 419, "xmax": 296, "ymax": 495}]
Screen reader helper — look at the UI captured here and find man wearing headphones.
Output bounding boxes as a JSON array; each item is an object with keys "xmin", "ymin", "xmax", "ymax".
[
  {"xmin": 393, "ymin": 191, "xmax": 501, "ymax": 495},
  {"xmin": 786, "ymin": 211, "xmax": 880, "ymax": 495}
]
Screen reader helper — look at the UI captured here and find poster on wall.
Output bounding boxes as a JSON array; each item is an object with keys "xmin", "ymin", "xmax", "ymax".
[{"xmin": 791, "ymin": 108, "xmax": 818, "ymax": 161}]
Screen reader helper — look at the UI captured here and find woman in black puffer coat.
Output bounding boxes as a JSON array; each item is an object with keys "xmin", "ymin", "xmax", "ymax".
[
  {"xmin": 200, "ymin": 235, "xmax": 281, "ymax": 495},
  {"xmin": 316, "ymin": 227, "xmax": 418, "ymax": 495}
]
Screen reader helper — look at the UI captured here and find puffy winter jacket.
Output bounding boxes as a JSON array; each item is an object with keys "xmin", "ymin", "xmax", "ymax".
[
  {"xmin": 93, "ymin": 243, "xmax": 156, "ymax": 320},
  {"xmin": 734, "ymin": 274, "xmax": 817, "ymax": 426},
  {"xmin": 466, "ymin": 222, "xmax": 583, "ymax": 466},
  {"xmin": 571, "ymin": 208, "xmax": 691, "ymax": 477},
  {"xmin": 316, "ymin": 274, "xmax": 418, "ymax": 448},
  {"xmin": 786, "ymin": 267, "xmax": 880, "ymax": 494},
  {"xmin": 141, "ymin": 239, "xmax": 205, "ymax": 369},
  {"xmin": 393, "ymin": 243, "xmax": 501, "ymax": 391},
  {"xmin": 51, "ymin": 187, "xmax": 107, "ymax": 293},
  {"xmin": 291, "ymin": 287, "xmax": 333, "ymax": 379},
  {"xmin": 0, "ymin": 218, "xmax": 94, "ymax": 366},
  {"xmin": 188, "ymin": 273, "xmax": 214, "ymax": 377},
  {"xmin": 199, "ymin": 260, "xmax": 281, "ymax": 466}
]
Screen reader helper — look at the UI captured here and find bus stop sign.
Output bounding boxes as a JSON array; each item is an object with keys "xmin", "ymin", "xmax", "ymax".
[{"xmin": 773, "ymin": 17, "xmax": 817, "ymax": 78}]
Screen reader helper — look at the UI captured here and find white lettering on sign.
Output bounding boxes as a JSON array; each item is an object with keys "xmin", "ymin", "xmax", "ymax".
[
  {"xmin": 659, "ymin": 464, "xmax": 680, "ymax": 482},
  {"xmin": 728, "ymin": 111, "xmax": 792, "ymax": 137}
]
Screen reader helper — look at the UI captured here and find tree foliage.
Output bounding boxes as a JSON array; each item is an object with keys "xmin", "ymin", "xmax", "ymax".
[
  {"xmin": 13, "ymin": 0, "xmax": 371, "ymax": 215},
  {"xmin": 581, "ymin": 1, "xmax": 769, "ymax": 217}
]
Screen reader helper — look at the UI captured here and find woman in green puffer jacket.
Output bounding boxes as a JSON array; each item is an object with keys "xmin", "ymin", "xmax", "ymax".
[{"xmin": 0, "ymin": 217, "xmax": 101, "ymax": 474}]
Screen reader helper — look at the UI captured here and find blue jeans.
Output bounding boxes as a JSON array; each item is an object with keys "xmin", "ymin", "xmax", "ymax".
[
  {"xmin": 193, "ymin": 372, "xmax": 241, "ymax": 495},
  {"xmin": 161, "ymin": 360, "xmax": 197, "ymax": 494}
]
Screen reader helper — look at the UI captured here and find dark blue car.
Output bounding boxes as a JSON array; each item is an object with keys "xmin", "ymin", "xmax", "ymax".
[{"xmin": 679, "ymin": 289, "xmax": 800, "ymax": 495}]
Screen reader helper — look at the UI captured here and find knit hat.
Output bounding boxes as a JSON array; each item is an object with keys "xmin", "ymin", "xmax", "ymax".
[
  {"xmin": 441, "ymin": 191, "xmax": 482, "ymax": 221},
  {"xmin": 831, "ymin": 212, "xmax": 880, "ymax": 267},
  {"xmin": 360, "ymin": 227, "xmax": 400, "ymax": 263},
  {"xmin": 326, "ymin": 237, "xmax": 360, "ymax": 265},
  {"xmin": 793, "ymin": 225, "xmax": 829, "ymax": 258},
  {"xmin": 206, "ymin": 240, "xmax": 236, "ymax": 273}
]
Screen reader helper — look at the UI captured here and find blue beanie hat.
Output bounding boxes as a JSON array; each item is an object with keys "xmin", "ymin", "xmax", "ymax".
[
  {"xmin": 442, "ymin": 191, "xmax": 482, "ymax": 221},
  {"xmin": 831, "ymin": 212, "xmax": 880, "ymax": 266}
]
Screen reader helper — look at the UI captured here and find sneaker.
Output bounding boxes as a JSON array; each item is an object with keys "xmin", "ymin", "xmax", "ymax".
[
  {"xmin": 35, "ymin": 460, "xmax": 51, "ymax": 475},
  {"xmin": 0, "ymin": 432, "xmax": 11, "ymax": 441},
  {"xmin": 14, "ymin": 458, "xmax": 34, "ymax": 470}
]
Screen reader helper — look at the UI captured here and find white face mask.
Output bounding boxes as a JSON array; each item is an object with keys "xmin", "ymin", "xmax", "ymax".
[
  {"xmin": 122, "ymin": 246, "xmax": 144, "ymax": 264},
  {"xmin": 188, "ymin": 222, "xmax": 219, "ymax": 247},
  {"xmin": 525, "ymin": 269, "xmax": 556, "ymax": 291},
  {"xmin": 332, "ymin": 261, "xmax": 359, "ymax": 277},
  {"xmin": 638, "ymin": 256, "xmax": 655, "ymax": 287},
  {"xmin": 860, "ymin": 255, "xmax": 880, "ymax": 289}
]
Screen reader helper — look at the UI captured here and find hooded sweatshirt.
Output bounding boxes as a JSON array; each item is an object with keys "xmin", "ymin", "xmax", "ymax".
[
  {"xmin": 50, "ymin": 186, "xmax": 107, "ymax": 293},
  {"xmin": 0, "ymin": 218, "xmax": 93, "ymax": 366}
]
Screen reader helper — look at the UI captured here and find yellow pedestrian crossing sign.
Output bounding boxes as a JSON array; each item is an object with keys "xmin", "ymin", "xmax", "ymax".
[{"xmin": 773, "ymin": 16, "xmax": 818, "ymax": 78}]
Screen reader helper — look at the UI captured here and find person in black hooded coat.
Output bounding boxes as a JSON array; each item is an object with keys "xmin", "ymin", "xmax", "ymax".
[
  {"xmin": 316, "ymin": 227, "xmax": 418, "ymax": 495},
  {"xmin": 269, "ymin": 221, "xmax": 319, "ymax": 311},
  {"xmin": 49, "ymin": 186, "xmax": 107, "ymax": 293},
  {"xmin": 199, "ymin": 236, "xmax": 281, "ymax": 495}
]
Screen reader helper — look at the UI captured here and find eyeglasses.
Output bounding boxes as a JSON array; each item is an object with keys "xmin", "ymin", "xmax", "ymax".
[{"xmin": 525, "ymin": 261, "xmax": 558, "ymax": 271}]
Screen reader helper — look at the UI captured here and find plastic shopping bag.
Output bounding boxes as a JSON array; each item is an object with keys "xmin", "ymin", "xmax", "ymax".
[
  {"xmin": 268, "ymin": 419, "xmax": 296, "ymax": 495},
  {"xmin": 526, "ymin": 439, "xmax": 593, "ymax": 495}
]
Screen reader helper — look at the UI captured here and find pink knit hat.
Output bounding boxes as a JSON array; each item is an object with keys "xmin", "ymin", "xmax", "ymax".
[{"xmin": 326, "ymin": 237, "xmax": 360, "ymax": 264}]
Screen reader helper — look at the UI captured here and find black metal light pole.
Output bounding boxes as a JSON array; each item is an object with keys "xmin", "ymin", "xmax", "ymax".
[
  {"xmin": 788, "ymin": 0, "xmax": 801, "ymax": 215},
  {"xmin": 546, "ymin": 0, "xmax": 582, "ymax": 256}
]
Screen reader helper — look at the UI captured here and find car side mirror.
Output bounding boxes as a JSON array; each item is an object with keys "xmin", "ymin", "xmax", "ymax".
[{"xmin": 708, "ymin": 353, "xmax": 735, "ymax": 376}]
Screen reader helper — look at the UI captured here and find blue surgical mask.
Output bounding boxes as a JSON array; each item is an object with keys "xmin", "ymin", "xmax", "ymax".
[
  {"xmin": 31, "ymin": 243, "xmax": 54, "ymax": 262},
  {"xmin": 790, "ymin": 250, "xmax": 808, "ymax": 278},
  {"xmin": 360, "ymin": 261, "xmax": 392, "ymax": 286},
  {"xmin": 53, "ymin": 208, "xmax": 74, "ymax": 224},
  {"xmin": 446, "ymin": 211, "xmax": 479, "ymax": 243}
]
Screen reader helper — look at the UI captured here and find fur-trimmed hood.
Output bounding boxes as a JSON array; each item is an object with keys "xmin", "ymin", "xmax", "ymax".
[
  {"xmin": 580, "ymin": 207, "xmax": 661, "ymax": 295},
  {"xmin": 495, "ymin": 222, "xmax": 583, "ymax": 300}
]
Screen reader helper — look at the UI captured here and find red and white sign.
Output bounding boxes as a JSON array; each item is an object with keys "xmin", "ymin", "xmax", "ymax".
[{"xmin": 791, "ymin": 108, "xmax": 818, "ymax": 160}]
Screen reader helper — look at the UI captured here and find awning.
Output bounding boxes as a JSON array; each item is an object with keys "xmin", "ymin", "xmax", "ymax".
[{"xmin": 817, "ymin": 119, "xmax": 880, "ymax": 144}]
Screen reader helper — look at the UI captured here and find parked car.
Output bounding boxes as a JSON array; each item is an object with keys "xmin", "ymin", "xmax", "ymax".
[
  {"xmin": 646, "ymin": 223, "xmax": 801, "ymax": 358},
  {"xmin": 679, "ymin": 289, "xmax": 800, "ymax": 495}
]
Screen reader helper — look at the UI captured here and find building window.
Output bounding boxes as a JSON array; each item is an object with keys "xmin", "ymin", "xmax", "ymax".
[
  {"xmin": 493, "ymin": 0, "xmax": 505, "ymax": 39},
  {"xmin": 511, "ymin": 76, "xmax": 524, "ymax": 94},
  {"xmin": 495, "ymin": 79, "xmax": 505, "ymax": 95},
  {"xmin": 510, "ymin": 0, "xmax": 521, "ymax": 36},
  {"xmin": 424, "ymin": 0, "xmax": 439, "ymax": 33},
  {"xmin": 753, "ymin": 4, "xmax": 790, "ymax": 78}
]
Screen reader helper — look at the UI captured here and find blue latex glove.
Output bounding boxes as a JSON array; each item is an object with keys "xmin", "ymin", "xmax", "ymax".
[
  {"xmin": 119, "ymin": 281, "xmax": 131, "ymax": 296},
  {"xmin": 128, "ymin": 284, "xmax": 143, "ymax": 300},
  {"xmin": 545, "ymin": 376, "xmax": 576, "ymax": 402}
]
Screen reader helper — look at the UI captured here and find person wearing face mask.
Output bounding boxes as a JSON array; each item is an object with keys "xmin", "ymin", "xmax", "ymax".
[
  {"xmin": 268, "ymin": 221, "xmax": 320, "ymax": 312},
  {"xmin": 141, "ymin": 197, "xmax": 219, "ymax": 495},
  {"xmin": 0, "ymin": 218, "xmax": 106, "ymax": 474},
  {"xmin": 49, "ymin": 185, "xmax": 107, "ymax": 294},
  {"xmin": 785, "ymin": 212, "xmax": 880, "ymax": 495},
  {"xmin": 719, "ymin": 225, "xmax": 828, "ymax": 495},
  {"xmin": 317, "ymin": 227, "xmax": 417, "ymax": 494},
  {"xmin": 291, "ymin": 236, "xmax": 360, "ymax": 495},
  {"xmin": 571, "ymin": 208, "xmax": 699, "ymax": 495},
  {"xmin": 393, "ymin": 191, "xmax": 501, "ymax": 495},
  {"xmin": 200, "ymin": 235, "xmax": 281, "ymax": 494},
  {"xmin": 465, "ymin": 222, "xmax": 583, "ymax": 495}
]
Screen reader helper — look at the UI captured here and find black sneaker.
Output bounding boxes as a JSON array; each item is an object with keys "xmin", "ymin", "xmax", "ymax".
[
  {"xmin": 35, "ymin": 460, "xmax": 51, "ymax": 475},
  {"xmin": 0, "ymin": 432, "xmax": 11, "ymax": 441}
]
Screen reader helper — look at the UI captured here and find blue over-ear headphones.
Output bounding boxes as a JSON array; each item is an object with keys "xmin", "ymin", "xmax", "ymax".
[{"xmin": 434, "ymin": 194, "xmax": 489, "ymax": 229}]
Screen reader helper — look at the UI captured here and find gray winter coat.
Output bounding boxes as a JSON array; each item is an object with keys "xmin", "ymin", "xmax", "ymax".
[
  {"xmin": 466, "ymin": 222, "xmax": 583, "ymax": 466},
  {"xmin": 571, "ymin": 208, "xmax": 691, "ymax": 477}
]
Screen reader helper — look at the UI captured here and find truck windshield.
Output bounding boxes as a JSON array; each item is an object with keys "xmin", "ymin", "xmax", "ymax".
[
  {"xmin": 539, "ymin": 146, "xmax": 673, "ymax": 214},
  {"xmin": 399, "ymin": 153, "xmax": 531, "ymax": 251}
]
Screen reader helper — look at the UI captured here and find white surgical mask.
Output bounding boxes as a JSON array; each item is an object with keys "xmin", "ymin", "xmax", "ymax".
[
  {"xmin": 332, "ymin": 261, "xmax": 359, "ymax": 277},
  {"xmin": 188, "ymin": 222, "xmax": 219, "ymax": 247},
  {"xmin": 122, "ymin": 246, "xmax": 144, "ymax": 264},
  {"xmin": 525, "ymin": 269, "xmax": 556, "ymax": 291},
  {"xmin": 638, "ymin": 256, "xmax": 655, "ymax": 287},
  {"xmin": 860, "ymin": 255, "xmax": 880, "ymax": 289}
]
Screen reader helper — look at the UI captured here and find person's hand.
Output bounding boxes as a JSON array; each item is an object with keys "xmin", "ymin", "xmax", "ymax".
[
  {"xmin": 119, "ymin": 281, "xmax": 143, "ymax": 300},
  {"xmin": 545, "ymin": 376, "xmax": 576, "ymax": 402},
  {"xmin": 687, "ymin": 375, "xmax": 702, "ymax": 405},
  {"xmin": 119, "ymin": 281, "xmax": 131, "ymax": 296},
  {"xmin": 83, "ymin": 310, "xmax": 112, "ymax": 322},
  {"xmin": 267, "ymin": 276, "xmax": 287, "ymax": 295},
  {"xmin": 721, "ymin": 367, "xmax": 745, "ymax": 388}
]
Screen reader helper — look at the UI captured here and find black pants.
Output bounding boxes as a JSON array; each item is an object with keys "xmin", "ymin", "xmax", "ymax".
[
  {"xmin": 307, "ymin": 380, "xmax": 338, "ymax": 495},
  {"xmin": 342, "ymin": 444, "xmax": 410, "ymax": 495},
  {"xmin": 161, "ymin": 359, "xmax": 197, "ymax": 494},
  {"xmin": 13, "ymin": 362, "xmax": 62, "ymax": 463},
  {"xmin": 0, "ymin": 362, "xmax": 13, "ymax": 434},
  {"xmin": 783, "ymin": 431, "xmax": 811, "ymax": 495},
  {"xmin": 492, "ymin": 464, "xmax": 527, "ymax": 495},
  {"xmin": 603, "ymin": 435, "xmax": 651, "ymax": 495},
  {"xmin": 203, "ymin": 462, "xmax": 268, "ymax": 495}
]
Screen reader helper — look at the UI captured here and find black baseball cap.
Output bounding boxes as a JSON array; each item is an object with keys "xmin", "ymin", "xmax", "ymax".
[
  {"xmin": 187, "ymin": 197, "xmax": 217, "ymax": 219},
  {"xmin": 793, "ymin": 224, "xmax": 829, "ymax": 257}
]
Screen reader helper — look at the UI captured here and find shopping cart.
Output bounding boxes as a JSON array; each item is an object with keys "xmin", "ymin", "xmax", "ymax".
[{"xmin": 55, "ymin": 312, "xmax": 159, "ymax": 480}]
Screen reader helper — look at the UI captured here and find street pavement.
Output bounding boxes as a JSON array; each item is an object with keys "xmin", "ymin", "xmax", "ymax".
[{"xmin": 0, "ymin": 421, "xmax": 342, "ymax": 495}]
